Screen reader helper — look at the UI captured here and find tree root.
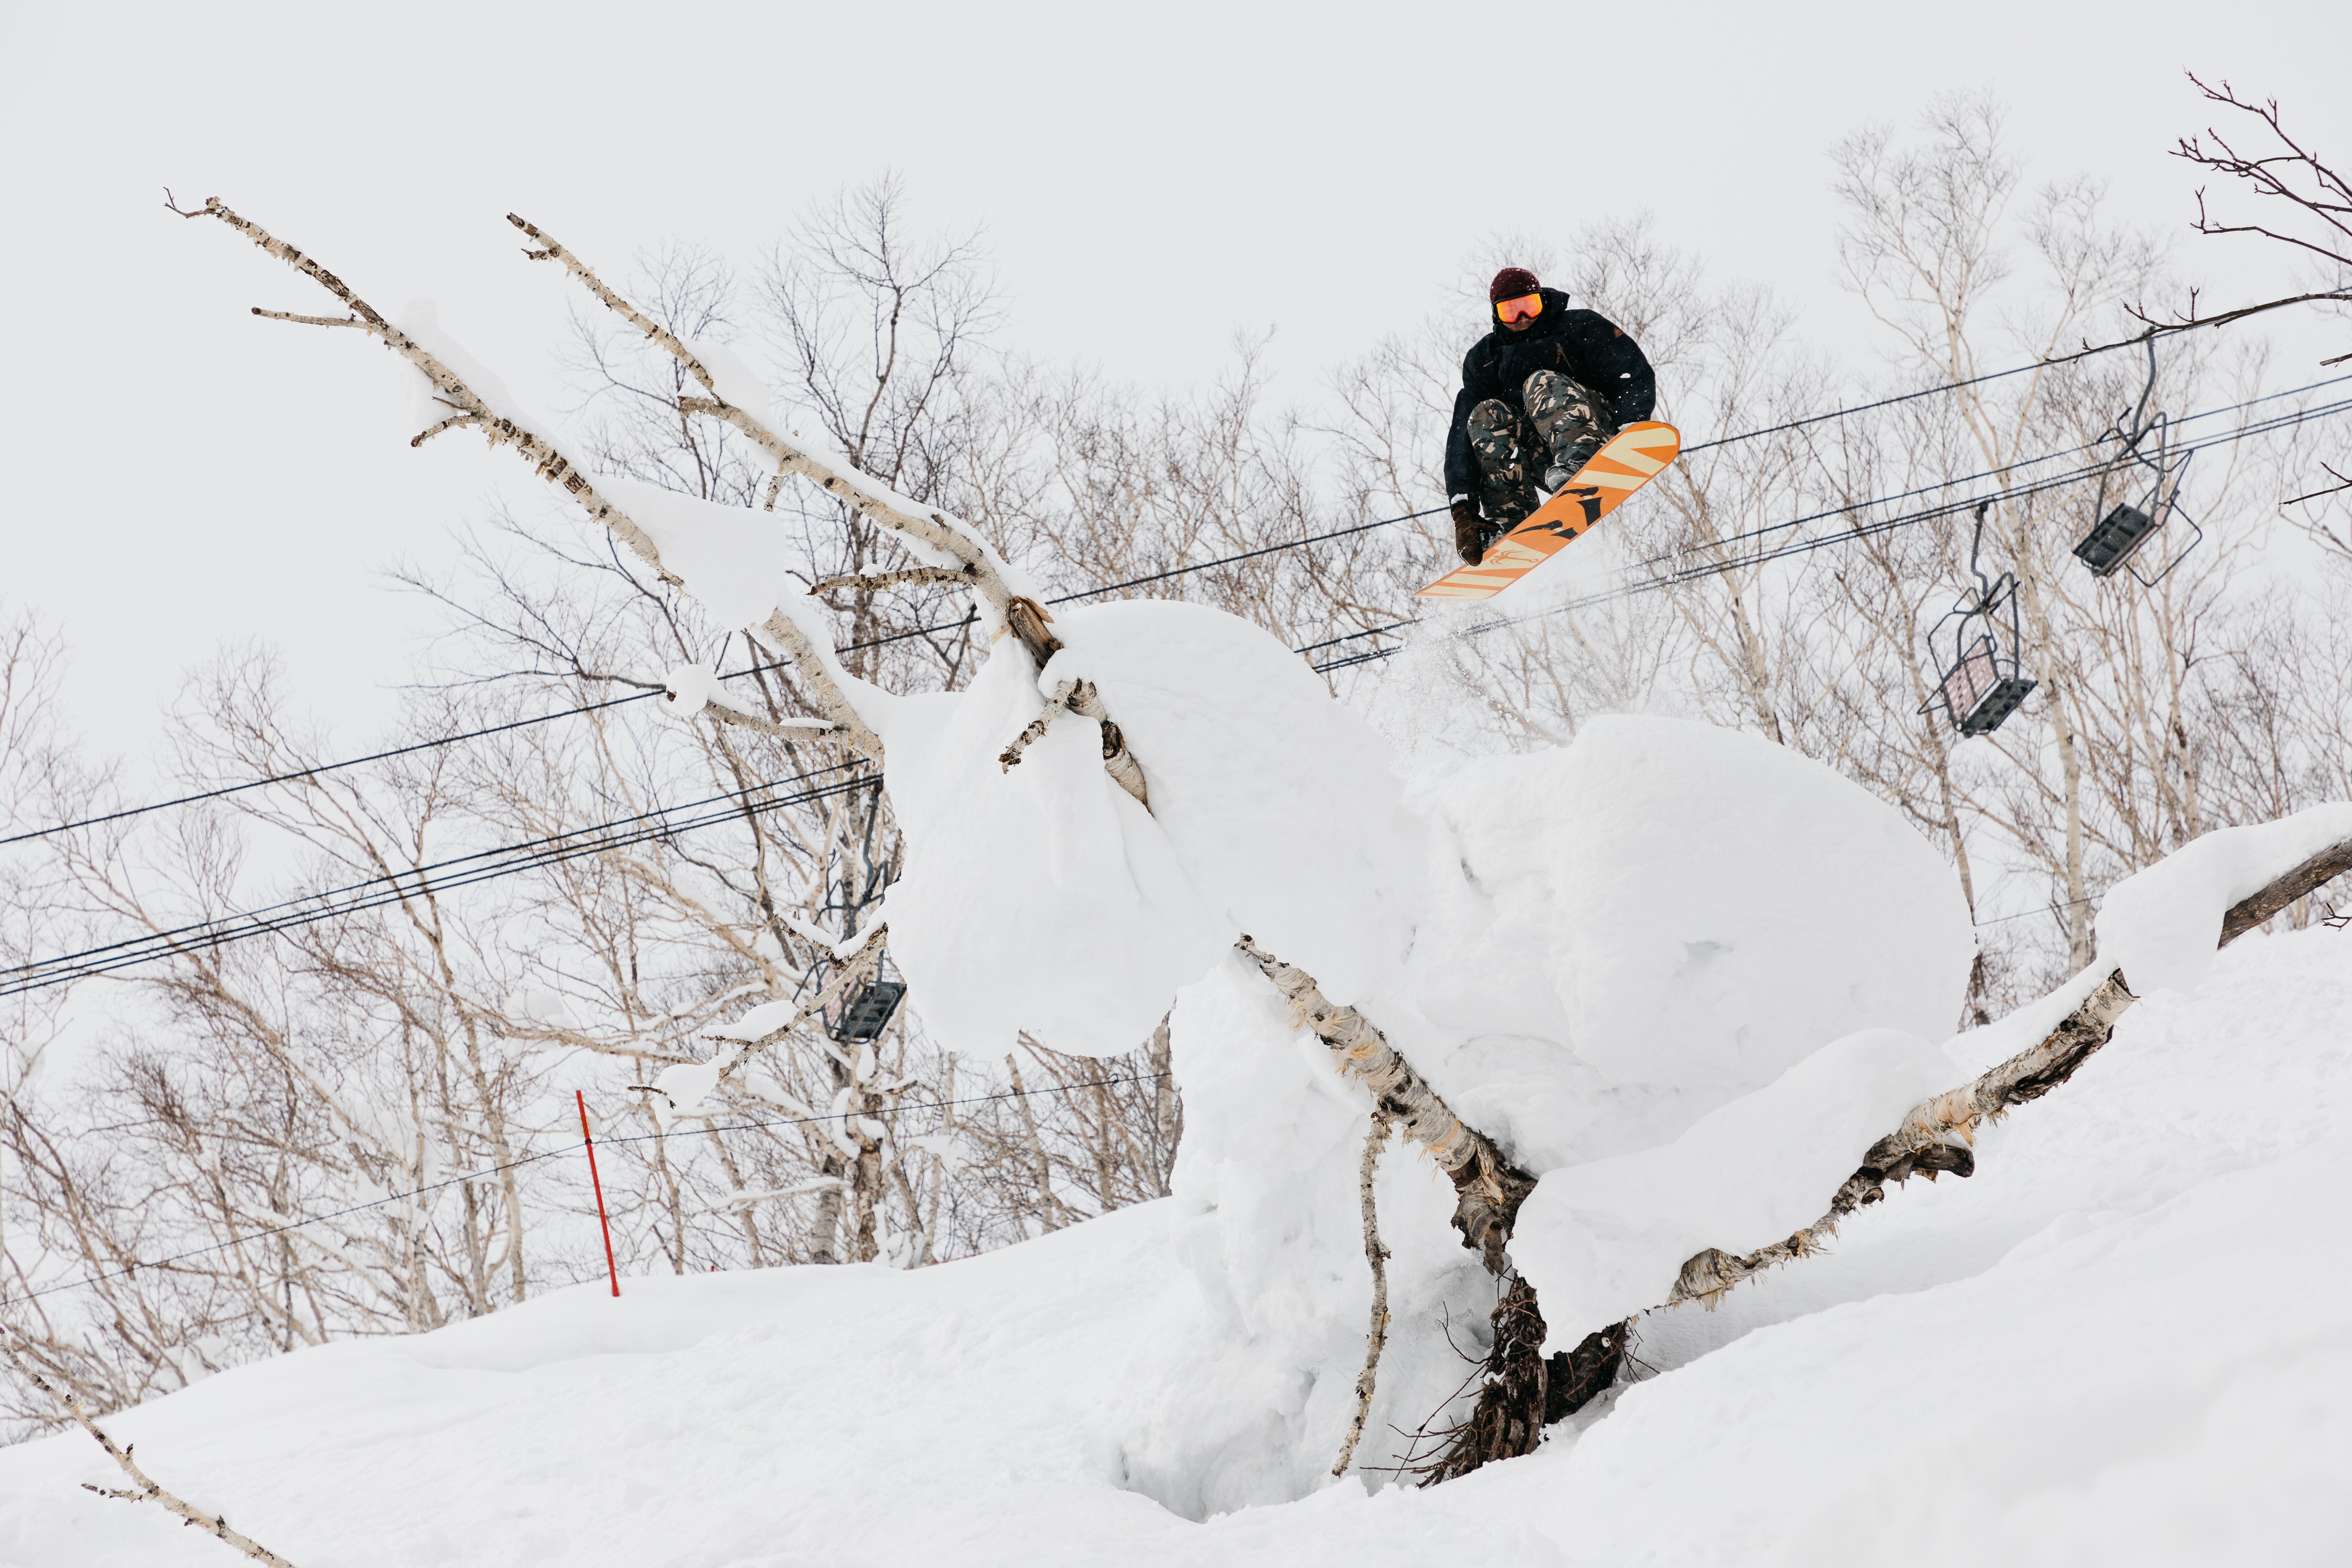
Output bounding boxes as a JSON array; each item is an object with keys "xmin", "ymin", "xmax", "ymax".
[{"xmin": 1409, "ymin": 1278, "xmax": 1628, "ymax": 1485}]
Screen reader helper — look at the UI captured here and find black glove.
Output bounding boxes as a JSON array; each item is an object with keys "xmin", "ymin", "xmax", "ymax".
[{"xmin": 1451, "ymin": 497, "xmax": 1485, "ymax": 566}]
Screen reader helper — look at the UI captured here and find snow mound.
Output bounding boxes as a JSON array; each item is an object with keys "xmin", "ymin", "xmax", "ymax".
[
  {"xmin": 5, "ymin": 928, "xmax": 2345, "ymax": 1565},
  {"xmin": 1380, "ymin": 715, "xmax": 1976, "ymax": 1171},
  {"xmin": 880, "ymin": 600, "xmax": 1422, "ymax": 1057}
]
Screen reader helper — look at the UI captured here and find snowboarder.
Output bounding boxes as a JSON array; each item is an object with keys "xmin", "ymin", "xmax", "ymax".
[{"xmin": 1446, "ymin": 266, "xmax": 1657, "ymax": 565}]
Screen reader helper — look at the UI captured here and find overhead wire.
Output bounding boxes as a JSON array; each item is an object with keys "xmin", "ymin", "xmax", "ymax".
[
  {"xmin": 1306, "ymin": 374, "xmax": 2352, "ymax": 674},
  {"xmin": 8, "ymin": 365, "xmax": 2344, "ymax": 983},
  {"xmin": 0, "ymin": 762, "xmax": 875, "ymax": 997},
  {"xmin": 3, "ymin": 338, "xmax": 2181, "ymax": 850}
]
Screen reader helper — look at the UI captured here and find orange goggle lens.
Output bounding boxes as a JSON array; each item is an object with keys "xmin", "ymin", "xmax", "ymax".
[{"xmin": 1494, "ymin": 292, "xmax": 1543, "ymax": 323}]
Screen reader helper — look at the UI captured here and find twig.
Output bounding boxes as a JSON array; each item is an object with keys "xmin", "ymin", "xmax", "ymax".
[
  {"xmin": 2283, "ymin": 461, "xmax": 2352, "ymax": 507},
  {"xmin": 1333, "ymin": 1106, "xmax": 1393, "ymax": 1477},
  {"xmin": 999, "ymin": 680, "xmax": 1081, "ymax": 771},
  {"xmin": 1, "ymin": 1330, "xmax": 299, "ymax": 1567},
  {"xmin": 1234, "ymin": 937, "xmax": 1533, "ymax": 1272}
]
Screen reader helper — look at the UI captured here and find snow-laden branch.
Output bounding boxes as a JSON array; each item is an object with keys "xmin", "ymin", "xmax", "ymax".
[
  {"xmin": 3, "ymin": 1330, "xmax": 299, "ymax": 1567},
  {"xmin": 173, "ymin": 195, "xmax": 886, "ymax": 762},
  {"xmin": 505, "ymin": 211, "xmax": 1156, "ymax": 808},
  {"xmin": 504, "ymin": 214, "xmax": 1023, "ymax": 630}
]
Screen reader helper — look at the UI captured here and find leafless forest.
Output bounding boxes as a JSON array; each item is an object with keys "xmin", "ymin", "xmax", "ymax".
[{"xmin": 4, "ymin": 91, "xmax": 2347, "ymax": 1433}]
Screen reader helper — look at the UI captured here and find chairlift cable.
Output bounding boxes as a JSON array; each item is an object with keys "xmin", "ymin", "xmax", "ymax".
[
  {"xmin": 21, "ymin": 346, "xmax": 2288, "ymax": 849},
  {"xmin": 1308, "ymin": 385, "xmax": 2352, "ymax": 674},
  {"xmin": 0, "ymin": 764, "xmax": 876, "ymax": 997}
]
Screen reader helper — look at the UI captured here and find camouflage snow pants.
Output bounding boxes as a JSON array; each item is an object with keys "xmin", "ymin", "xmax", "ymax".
[{"xmin": 1466, "ymin": 369, "xmax": 1615, "ymax": 529}]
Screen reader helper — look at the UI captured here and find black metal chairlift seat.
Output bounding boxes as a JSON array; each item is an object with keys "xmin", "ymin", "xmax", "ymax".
[
  {"xmin": 1922, "ymin": 501, "xmax": 2038, "ymax": 738},
  {"xmin": 2075, "ymin": 338, "xmax": 2204, "ymax": 586}
]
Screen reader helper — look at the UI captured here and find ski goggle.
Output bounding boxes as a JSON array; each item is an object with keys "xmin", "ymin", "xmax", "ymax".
[{"xmin": 1494, "ymin": 292, "xmax": 1543, "ymax": 323}]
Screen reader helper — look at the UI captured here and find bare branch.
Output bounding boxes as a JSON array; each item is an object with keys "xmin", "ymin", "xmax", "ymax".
[
  {"xmin": 249, "ymin": 308, "xmax": 366, "ymax": 329},
  {"xmin": 1332, "ymin": 1106, "xmax": 1392, "ymax": 1477},
  {"xmin": 3, "ymin": 1332, "xmax": 300, "ymax": 1567},
  {"xmin": 999, "ymin": 679, "xmax": 1080, "ymax": 772},
  {"xmin": 512, "ymin": 216, "xmax": 1017, "ymax": 617},
  {"xmin": 180, "ymin": 197, "xmax": 884, "ymax": 761},
  {"xmin": 2283, "ymin": 462, "xmax": 2352, "ymax": 507},
  {"xmin": 808, "ymin": 567, "xmax": 973, "ymax": 596},
  {"xmin": 409, "ymin": 413, "xmax": 482, "ymax": 447}
]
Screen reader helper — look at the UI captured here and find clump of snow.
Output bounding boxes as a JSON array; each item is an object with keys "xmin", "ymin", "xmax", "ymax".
[
  {"xmin": 876, "ymin": 630, "xmax": 1232, "ymax": 1057},
  {"xmin": 386, "ymin": 299, "xmax": 534, "ymax": 442},
  {"xmin": 659, "ymin": 661, "xmax": 727, "ymax": 717},
  {"xmin": 597, "ymin": 476, "xmax": 810, "ymax": 632},
  {"xmin": 2094, "ymin": 801, "xmax": 2352, "ymax": 996},
  {"xmin": 505, "ymin": 987, "xmax": 580, "ymax": 1030},
  {"xmin": 646, "ymin": 1057, "xmax": 723, "ymax": 1127},
  {"xmin": 1046, "ymin": 600, "xmax": 1426, "ymax": 1003},
  {"xmin": 1510, "ymin": 1026, "xmax": 1959, "ymax": 1343},
  {"xmin": 1373, "ymin": 716, "xmax": 1976, "ymax": 1173}
]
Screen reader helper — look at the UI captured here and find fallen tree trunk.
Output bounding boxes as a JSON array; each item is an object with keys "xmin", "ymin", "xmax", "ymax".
[
  {"xmin": 1665, "ymin": 835, "xmax": 2352, "ymax": 1309},
  {"xmin": 1423, "ymin": 833, "xmax": 2352, "ymax": 1482}
]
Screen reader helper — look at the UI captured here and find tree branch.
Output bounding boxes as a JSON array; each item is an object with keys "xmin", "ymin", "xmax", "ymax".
[
  {"xmin": 179, "ymin": 196, "xmax": 885, "ymax": 761},
  {"xmin": 3, "ymin": 1331, "xmax": 299, "ymax": 1567},
  {"xmin": 1332, "ymin": 1106, "xmax": 1392, "ymax": 1477},
  {"xmin": 999, "ymin": 679, "xmax": 1080, "ymax": 771},
  {"xmin": 509, "ymin": 215, "xmax": 1018, "ymax": 620},
  {"xmin": 1235, "ymin": 936, "xmax": 1534, "ymax": 1271},
  {"xmin": 808, "ymin": 567, "xmax": 974, "ymax": 596},
  {"xmin": 1664, "ymin": 833, "xmax": 2352, "ymax": 1310}
]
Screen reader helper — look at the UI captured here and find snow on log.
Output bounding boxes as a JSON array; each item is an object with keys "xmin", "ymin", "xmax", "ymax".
[
  {"xmin": 1652, "ymin": 817, "xmax": 2352, "ymax": 1317},
  {"xmin": 2094, "ymin": 803, "xmax": 2352, "ymax": 996},
  {"xmin": 1510, "ymin": 1028, "xmax": 1956, "ymax": 1347}
]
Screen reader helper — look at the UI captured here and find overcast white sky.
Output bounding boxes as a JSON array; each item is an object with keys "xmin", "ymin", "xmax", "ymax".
[{"xmin": 3, "ymin": 0, "xmax": 2346, "ymax": 792}]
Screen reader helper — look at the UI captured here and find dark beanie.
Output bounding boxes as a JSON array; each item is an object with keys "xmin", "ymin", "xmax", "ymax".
[{"xmin": 1490, "ymin": 266, "xmax": 1541, "ymax": 303}]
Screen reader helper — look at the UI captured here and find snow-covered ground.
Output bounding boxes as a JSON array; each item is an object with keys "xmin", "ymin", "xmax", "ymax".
[{"xmin": 4, "ymin": 921, "xmax": 2346, "ymax": 1567}]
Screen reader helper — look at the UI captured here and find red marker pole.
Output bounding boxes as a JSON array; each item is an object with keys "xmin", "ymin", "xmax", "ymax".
[{"xmin": 577, "ymin": 1090, "xmax": 620, "ymax": 1298}]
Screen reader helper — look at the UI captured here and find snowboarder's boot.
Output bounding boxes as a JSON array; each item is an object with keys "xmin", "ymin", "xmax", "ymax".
[{"xmin": 1541, "ymin": 436, "xmax": 1606, "ymax": 493}]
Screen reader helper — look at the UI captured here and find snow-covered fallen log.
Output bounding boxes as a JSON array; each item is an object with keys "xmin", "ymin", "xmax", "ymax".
[{"xmin": 1644, "ymin": 810, "xmax": 2352, "ymax": 1315}]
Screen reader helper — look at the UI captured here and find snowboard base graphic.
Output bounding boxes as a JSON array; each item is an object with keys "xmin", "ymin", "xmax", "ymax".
[{"xmin": 1418, "ymin": 421, "xmax": 1682, "ymax": 602}]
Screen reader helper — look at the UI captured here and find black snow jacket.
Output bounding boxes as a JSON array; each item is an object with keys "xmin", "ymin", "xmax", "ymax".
[{"xmin": 1443, "ymin": 288, "xmax": 1657, "ymax": 499}]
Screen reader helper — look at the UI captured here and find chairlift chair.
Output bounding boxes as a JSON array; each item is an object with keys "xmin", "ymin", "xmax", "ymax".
[
  {"xmin": 829, "ymin": 951, "xmax": 907, "ymax": 1045},
  {"xmin": 2074, "ymin": 338, "xmax": 2204, "ymax": 586},
  {"xmin": 1921, "ymin": 502, "xmax": 2038, "ymax": 737}
]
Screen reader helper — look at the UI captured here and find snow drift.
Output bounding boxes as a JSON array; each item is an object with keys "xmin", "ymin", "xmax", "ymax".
[{"xmin": 6, "ymin": 926, "xmax": 2345, "ymax": 1566}]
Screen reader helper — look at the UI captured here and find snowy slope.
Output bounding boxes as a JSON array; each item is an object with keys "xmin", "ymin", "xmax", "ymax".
[{"xmin": 5, "ymin": 925, "xmax": 2347, "ymax": 1567}]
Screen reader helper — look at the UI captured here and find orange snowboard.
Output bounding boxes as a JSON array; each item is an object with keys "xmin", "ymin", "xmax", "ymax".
[{"xmin": 1416, "ymin": 421, "xmax": 1682, "ymax": 601}]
